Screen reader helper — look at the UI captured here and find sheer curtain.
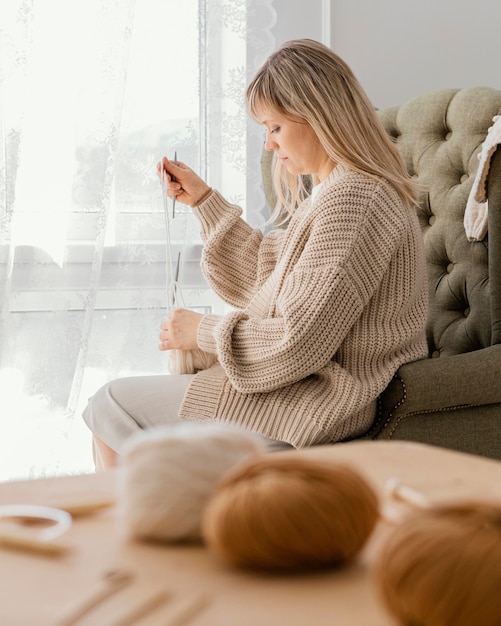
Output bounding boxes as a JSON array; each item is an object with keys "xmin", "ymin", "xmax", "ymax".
[{"xmin": 0, "ymin": 0, "xmax": 275, "ymax": 480}]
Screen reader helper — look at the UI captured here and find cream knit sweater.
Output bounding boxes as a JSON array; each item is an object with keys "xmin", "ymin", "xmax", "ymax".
[{"xmin": 179, "ymin": 165, "xmax": 428, "ymax": 447}]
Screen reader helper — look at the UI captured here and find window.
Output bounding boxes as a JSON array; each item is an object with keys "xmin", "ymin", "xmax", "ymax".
[{"xmin": 0, "ymin": 0, "xmax": 276, "ymax": 480}]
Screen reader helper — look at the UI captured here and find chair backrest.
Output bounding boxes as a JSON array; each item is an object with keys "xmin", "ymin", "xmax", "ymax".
[{"xmin": 377, "ymin": 87, "xmax": 501, "ymax": 356}]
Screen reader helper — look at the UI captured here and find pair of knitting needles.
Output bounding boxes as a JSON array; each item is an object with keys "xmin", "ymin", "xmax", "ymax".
[
  {"xmin": 161, "ymin": 153, "xmax": 183, "ymax": 308},
  {"xmin": 57, "ymin": 567, "xmax": 210, "ymax": 626}
]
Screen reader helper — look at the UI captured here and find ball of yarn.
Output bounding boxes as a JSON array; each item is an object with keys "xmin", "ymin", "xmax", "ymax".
[
  {"xmin": 374, "ymin": 503, "xmax": 501, "ymax": 626},
  {"xmin": 202, "ymin": 455, "xmax": 379, "ymax": 571},
  {"xmin": 120, "ymin": 423, "xmax": 262, "ymax": 543}
]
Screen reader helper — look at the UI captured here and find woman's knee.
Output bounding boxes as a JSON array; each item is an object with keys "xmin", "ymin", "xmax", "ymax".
[
  {"xmin": 83, "ymin": 379, "xmax": 120, "ymax": 426},
  {"xmin": 82, "ymin": 377, "xmax": 143, "ymax": 445},
  {"xmin": 82, "ymin": 374, "xmax": 189, "ymax": 445}
]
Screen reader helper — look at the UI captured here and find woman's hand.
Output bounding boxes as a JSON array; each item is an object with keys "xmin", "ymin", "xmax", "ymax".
[
  {"xmin": 158, "ymin": 308, "xmax": 204, "ymax": 351},
  {"xmin": 157, "ymin": 157, "xmax": 212, "ymax": 208}
]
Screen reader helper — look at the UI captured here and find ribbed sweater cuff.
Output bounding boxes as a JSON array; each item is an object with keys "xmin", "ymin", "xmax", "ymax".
[
  {"xmin": 191, "ymin": 189, "xmax": 241, "ymax": 232},
  {"xmin": 197, "ymin": 314, "xmax": 222, "ymax": 353}
]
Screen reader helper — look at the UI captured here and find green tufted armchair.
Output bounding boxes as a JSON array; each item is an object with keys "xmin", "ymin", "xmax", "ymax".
[{"xmin": 261, "ymin": 87, "xmax": 501, "ymax": 459}]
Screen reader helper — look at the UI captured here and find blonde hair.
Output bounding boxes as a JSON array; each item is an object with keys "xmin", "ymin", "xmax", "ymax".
[
  {"xmin": 374, "ymin": 503, "xmax": 501, "ymax": 626},
  {"xmin": 246, "ymin": 38, "xmax": 418, "ymax": 217},
  {"xmin": 202, "ymin": 455, "xmax": 379, "ymax": 572}
]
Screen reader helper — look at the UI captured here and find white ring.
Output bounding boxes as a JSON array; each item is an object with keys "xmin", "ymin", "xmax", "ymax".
[{"xmin": 0, "ymin": 504, "xmax": 72, "ymax": 541}]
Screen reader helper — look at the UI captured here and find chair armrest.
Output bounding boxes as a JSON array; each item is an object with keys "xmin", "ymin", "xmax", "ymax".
[{"xmin": 373, "ymin": 344, "xmax": 501, "ymax": 437}]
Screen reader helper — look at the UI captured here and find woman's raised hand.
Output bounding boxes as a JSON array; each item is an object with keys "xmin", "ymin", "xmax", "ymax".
[
  {"xmin": 159, "ymin": 308, "xmax": 204, "ymax": 352},
  {"xmin": 157, "ymin": 157, "xmax": 212, "ymax": 208}
]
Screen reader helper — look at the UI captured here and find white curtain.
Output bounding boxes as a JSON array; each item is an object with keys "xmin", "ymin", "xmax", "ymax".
[{"xmin": 0, "ymin": 0, "xmax": 276, "ymax": 480}]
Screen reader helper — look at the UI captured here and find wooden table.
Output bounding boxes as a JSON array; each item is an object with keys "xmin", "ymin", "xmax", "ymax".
[{"xmin": 1, "ymin": 440, "xmax": 501, "ymax": 625}]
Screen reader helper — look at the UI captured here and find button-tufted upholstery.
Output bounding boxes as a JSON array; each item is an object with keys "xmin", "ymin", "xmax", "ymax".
[
  {"xmin": 368, "ymin": 88, "xmax": 501, "ymax": 459},
  {"xmin": 378, "ymin": 88, "xmax": 498, "ymax": 356},
  {"xmin": 261, "ymin": 87, "xmax": 501, "ymax": 459}
]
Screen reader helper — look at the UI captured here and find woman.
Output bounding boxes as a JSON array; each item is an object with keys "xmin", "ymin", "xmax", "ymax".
[{"xmin": 83, "ymin": 39, "xmax": 428, "ymax": 469}]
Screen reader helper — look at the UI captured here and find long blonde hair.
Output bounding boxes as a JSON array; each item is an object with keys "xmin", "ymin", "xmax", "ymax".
[{"xmin": 246, "ymin": 39, "xmax": 418, "ymax": 217}]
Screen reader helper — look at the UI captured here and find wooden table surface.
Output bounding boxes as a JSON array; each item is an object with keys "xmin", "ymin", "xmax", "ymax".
[{"xmin": 1, "ymin": 440, "xmax": 501, "ymax": 626}]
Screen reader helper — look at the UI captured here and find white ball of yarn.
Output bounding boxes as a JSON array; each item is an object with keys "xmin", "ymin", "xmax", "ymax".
[{"xmin": 120, "ymin": 422, "xmax": 263, "ymax": 543}]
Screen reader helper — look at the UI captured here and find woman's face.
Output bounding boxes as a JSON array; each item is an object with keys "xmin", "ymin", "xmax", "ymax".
[{"xmin": 257, "ymin": 106, "xmax": 335, "ymax": 182}]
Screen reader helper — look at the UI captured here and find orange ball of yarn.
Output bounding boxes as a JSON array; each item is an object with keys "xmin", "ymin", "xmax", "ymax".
[
  {"xmin": 374, "ymin": 503, "xmax": 501, "ymax": 626},
  {"xmin": 202, "ymin": 454, "xmax": 379, "ymax": 571}
]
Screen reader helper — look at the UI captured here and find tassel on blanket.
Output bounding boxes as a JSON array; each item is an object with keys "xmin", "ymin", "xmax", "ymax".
[{"xmin": 464, "ymin": 115, "xmax": 501, "ymax": 241}]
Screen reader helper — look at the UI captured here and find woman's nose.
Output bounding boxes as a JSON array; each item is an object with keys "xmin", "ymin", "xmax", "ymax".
[{"xmin": 264, "ymin": 134, "xmax": 277, "ymax": 152}]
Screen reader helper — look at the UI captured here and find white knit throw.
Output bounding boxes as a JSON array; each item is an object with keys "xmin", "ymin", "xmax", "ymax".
[{"xmin": 464, "ymin": 115, "xmax": 501, "ymax": 241}]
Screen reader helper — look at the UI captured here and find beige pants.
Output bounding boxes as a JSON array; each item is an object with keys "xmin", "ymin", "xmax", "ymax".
[{"xmin": 82, "ymin": 374, "xmax": 291, "ymax": 454}]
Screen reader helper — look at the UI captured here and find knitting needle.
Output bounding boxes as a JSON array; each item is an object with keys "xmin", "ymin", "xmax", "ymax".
[
  {"xmin": 60, "ymin": 498, "xmax": 115, "ymax": 518},
  {"xmin": 111, "ymin": 592, "xmax": 210, "ymax": 626},
  {"xmin": 172, "ymin": 151, "xmax": 178, "ymax": 219},
  {"xmin": 171, "ymin": 251, "xmax": 181, "ymax": 307},
  {"xmin": 159, "ymin": 593, "xmax": 211, "ymax": 626},
  {"xmin": 106, "ymin": 586, "xmax": 172, "ymax": 626},
  {"xmin": 56, "ymin": 568, "xmax": 134, "ymax": 626}
]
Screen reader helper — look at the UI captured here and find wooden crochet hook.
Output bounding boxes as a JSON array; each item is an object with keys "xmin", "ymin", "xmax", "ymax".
[{"xmin": 61, "ymin": 498, "xmax": 115, "ymax": 518}]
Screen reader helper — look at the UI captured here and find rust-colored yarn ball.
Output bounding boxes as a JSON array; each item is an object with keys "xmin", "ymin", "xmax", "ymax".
[
  {"xmin": 374, "ymin": 503, "xmax": 501, "ymax": 626},
  {"xmin": 202, "ymin": 455, "xmax": 379, "ymax": 571}
]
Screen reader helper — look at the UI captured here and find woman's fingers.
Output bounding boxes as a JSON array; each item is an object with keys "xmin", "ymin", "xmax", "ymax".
[
  {"xmin": 158, "ymin": 159, "xmax": 181, "ymax": 187},
  {"xmin": 158, "ymin": 309, "xmax": 202, "ymax": 352},
  {"xmin": 158, "ymin": 327, "xmax": 169, "ymax": 351},
  {"xmin": 157, "ymin": 157, "xmax": 210, "ymax": 207}
]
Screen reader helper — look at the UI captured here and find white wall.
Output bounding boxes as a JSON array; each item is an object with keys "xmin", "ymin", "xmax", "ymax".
[
  {"xmin": 247, "ymin": 0, "xmax": 331, "ymax": 225},
  {"xmin": 330, "ymin": 0, "xmax": 501, "ymax": 108},
  {"xmin": 270, "ymin": 0, "xmax": 330, "ymax": 47},
  {"xmin": 270, "ymin": 0, "xmax": 501, "ymax": 109}
]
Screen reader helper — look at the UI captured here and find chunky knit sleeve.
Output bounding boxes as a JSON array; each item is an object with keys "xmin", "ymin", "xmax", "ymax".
[
  {"xmin": 198, "ymin": 265, "xmax": 364, "ymax": 393},
  {"xmin": 193, "ymin": 190, "xmax": 286, "ymax": 308}
]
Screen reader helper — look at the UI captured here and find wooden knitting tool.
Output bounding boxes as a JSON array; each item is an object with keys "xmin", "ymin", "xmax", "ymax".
[{"xmin": 56, "ymin": 568, "xmax": 134, "ymax": 625}]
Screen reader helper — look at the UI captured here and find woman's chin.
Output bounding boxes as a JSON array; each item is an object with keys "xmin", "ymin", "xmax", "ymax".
[{"xmin": 283, "ymin": 162, "xmax": 299, "ymax": 174}]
